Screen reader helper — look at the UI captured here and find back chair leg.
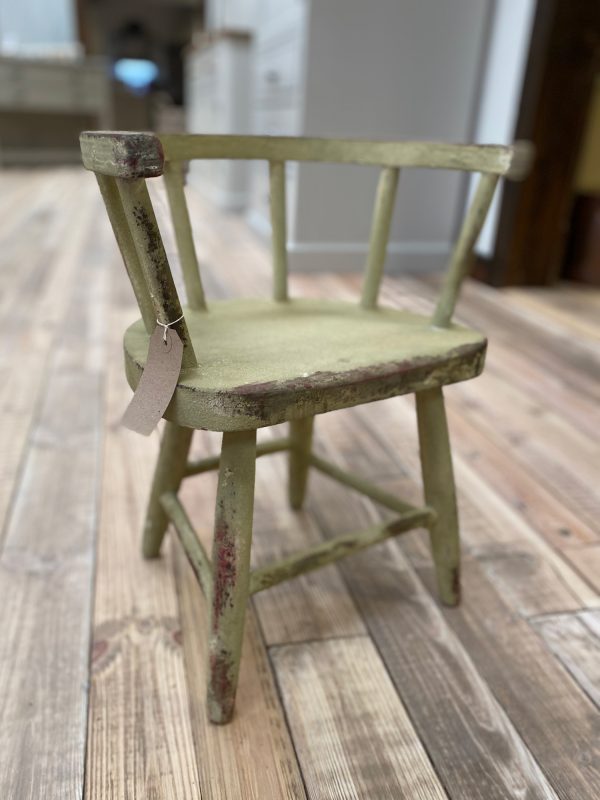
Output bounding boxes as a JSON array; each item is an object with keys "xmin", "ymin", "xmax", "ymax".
[
  {"xmin": 415, "ymin": 388, "xmax": 461, "ymax": 606},
  {"xmin": 143, "ymin": 421, "xmax": 193, "ymax": 558},
  {"xmin": 208, "ymin": 429, "xmax": 257, "ymax": 724},
  {"xmin": 288, "ymin": 416, "xmax": 314, "ymax": 510}
]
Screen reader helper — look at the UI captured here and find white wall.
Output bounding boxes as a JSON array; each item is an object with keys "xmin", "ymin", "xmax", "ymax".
[
  {"xmin": 290, "ymin": 0, "xmax": 493, "ymax": 272},
  {"xmin": 0, "ymin": 0, "xmax": 77, "ymax": 53},
  {"xmin": 471, "ymin": 0, "xmax": 536, "ymax": 256}
]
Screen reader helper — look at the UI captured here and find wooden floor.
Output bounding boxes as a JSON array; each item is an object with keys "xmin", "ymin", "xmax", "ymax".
[{"xmin": 1, "ymin": 167, "xmax": 599, "ymax": 800}]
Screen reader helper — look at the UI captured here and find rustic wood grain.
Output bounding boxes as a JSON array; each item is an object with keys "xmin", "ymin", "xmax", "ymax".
[
  {"xmin": 307, "ymin": 476, "xmax": 561, "ymax": 799},
  {"xmin": 562, "ymin": 545, "xmax": 600, "ymax": 595},
  {"xmin": 1, "ymin": 168, "xmax": 598, "ymax": 799},
  {"xmin": 0, "ymin": 171, "xmax": 99, "ymax": 542},
  {"xmin": 426, "ymin": 559, "xmax": 600, "ymax": 798},
  {"xmin": 272, "ymin": 636, "xmax": 449, "ymax": 800},
  {"xmin": 532, "ymin": 610, "xmax": 600, "ymax": 709},
  {"xmin": 85, "ymin": 300, "xmax": 200, "ymax": 798},
  {"xmin": 173, "ymin": 540, "xmax": 307, "ymax": 799},
  {"xmin": 322, "ymin": 398, "xmax": 596, "ymax": 614},
  {"xmin": 0, "ymin": 185, "xmax": 105, "ymax": 799}
]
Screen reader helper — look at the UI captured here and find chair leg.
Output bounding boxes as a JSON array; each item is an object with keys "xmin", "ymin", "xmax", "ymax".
[
  {"xmin": 142, "ymin": 421, "xmax": 193, "ymax": 559},
  {"xmin": 288, "ymin": 416, "xmax": 314, "ymax": 510},
  {"xmin": 415, "ymin": 388, "xmax": 461, "ymax": 606},
  {"xmin": 208, "ymin": 429, "xmax": 257, "ymax": 724}
]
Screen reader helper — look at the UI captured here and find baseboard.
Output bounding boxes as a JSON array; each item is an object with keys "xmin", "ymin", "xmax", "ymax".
[{"xmin": 286, "ymin": 240, "xmax": 451, "ymax": 273}]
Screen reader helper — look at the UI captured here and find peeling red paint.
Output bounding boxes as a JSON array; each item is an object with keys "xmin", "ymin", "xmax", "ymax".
[{"xmin": 211, "ymin": 520, "xmax": 237, "ymax": 630}]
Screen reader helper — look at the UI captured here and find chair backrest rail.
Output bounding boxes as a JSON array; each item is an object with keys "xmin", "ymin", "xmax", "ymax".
[
  {"xmin": 361, "ymin": 166, "xmax": 400, "ymax": 309},
  {"xmin": 159, "ymin": 134, "xmax": 523, "ymax": 177},
  {"xmin": 81, "ymin": 132, "xmax": 532, "ymax": 334},
  {"xmin": 432, "ymin": 172, "xmax": 499, "ymax": 328},
  {"xmin": 163, "ymin": 161, "xmax": 207, "ymax": 311},
  {"xmin": 116, "ymin": 177, "xmax": 197, "ymax": 367},
  {"xmin": 269, "ymin": 160, "xmax": 288, "ymax": 302},
  {"xmin": 95, "ymin": 173, "xmax": 155, "ymax": 332}
]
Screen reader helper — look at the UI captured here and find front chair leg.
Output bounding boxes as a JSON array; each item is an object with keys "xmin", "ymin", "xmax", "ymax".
[
  {"xmin": 208, "ymin": 429, "xmax": 257, "ymax": 724},
  {"xmin": 288, "ymin": 416, "xmax": 314, "ymax": 510},
  {"xmin": 415, "ymin": 388, "xmax": 461, "ymax": 606},
  {"xmin": 143, "ymin": 421, "xmax": 193, "ymax": 558}
]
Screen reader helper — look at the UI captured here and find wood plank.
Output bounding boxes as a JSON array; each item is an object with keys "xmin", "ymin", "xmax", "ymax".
[
  {"xmin": 85, "ymin": 301, "xmax": 200, "ymax": 799},
  {"xmin": 532, "ymin": 610, "xmax": 600, "ymax": 709},
  {"xmin": 2, "ymin": 167, "xmax": 598, "ymax": 800},
  {"xmin": 323, "ymin": 399, "xmax": 597, "ymax": 613},
  {"xmin": 389, "ymin": 275, "xmax": 600, "ymax": 414},
  {"xmin": 421, "ymin": 558, "xmax": 600, "ymax": 798},
  {"xmin": 306, "ymin": 477, "xmax": 560, "ymax": 799},
  {"xmin": 272, "ymin": 637, "xmax": 449, "ymax": 800},
  {"xmin": 562, "ymin": 545, "xmax": 600, "ymax": 594},
  {"xmin": 445, "ymin": 372, "xmax": 600, "ymax": 532},
  {"xmin": 504, "ymin": 286, "xmax": 600, "ymax": 341},
  {"xmin": 174, "ymin": 431, "xmax": 310, "ymax": 797},
  {"xmin": 0, "ymin": 197, "xmax": 106, "ymax": 799},
  {"xmin": 0, "ymin": 172, "xmax": 100, "ymax": 544},
  {"xmin": 173, "ymin": 539, "xmax": 307, "ymax": 799},
  {"xmin": 445, "ymin": 405, "xmax": 597, "ymax": 549}
]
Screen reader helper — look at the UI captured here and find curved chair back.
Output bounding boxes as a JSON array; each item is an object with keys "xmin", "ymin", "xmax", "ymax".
[{"xmin": 80, "ymin": 131, "xmax": 532, "ymax": 368}]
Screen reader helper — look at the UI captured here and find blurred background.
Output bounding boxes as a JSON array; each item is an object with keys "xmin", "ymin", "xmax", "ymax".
[{"xmin": 1, "ymin": 0, "xmax": 599, "ymax": 286}]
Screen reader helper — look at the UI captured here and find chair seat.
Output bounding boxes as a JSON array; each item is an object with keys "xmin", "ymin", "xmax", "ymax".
[{"xmin": 124, "ymin": 298, "xmax": 486, "ymax": 431}]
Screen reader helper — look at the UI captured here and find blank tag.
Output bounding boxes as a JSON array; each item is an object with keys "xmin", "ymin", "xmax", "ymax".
[{"xmin": 122, "ymin": 326, "xmax": 184, "ymax": 436}]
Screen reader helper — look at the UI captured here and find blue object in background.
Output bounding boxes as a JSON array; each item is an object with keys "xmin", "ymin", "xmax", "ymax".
[{"xmin": 113, "ymin": 58, "xmax": 159, "ymax": 93}]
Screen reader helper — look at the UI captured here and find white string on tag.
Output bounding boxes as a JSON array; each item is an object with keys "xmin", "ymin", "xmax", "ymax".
[{"xmin": 156, "ymin": 313, "xmax": 184, "ymax": 343}]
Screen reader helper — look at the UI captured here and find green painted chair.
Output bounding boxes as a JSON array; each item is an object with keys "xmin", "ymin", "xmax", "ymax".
[{"xmin": 80, "ymin": 131, "xmax": 530, "ymax": 724}]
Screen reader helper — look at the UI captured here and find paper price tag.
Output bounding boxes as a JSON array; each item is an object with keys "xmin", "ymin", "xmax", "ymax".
[{"xmin": 122, "ymin": 325, "xmax": 184, "ymax": 435}]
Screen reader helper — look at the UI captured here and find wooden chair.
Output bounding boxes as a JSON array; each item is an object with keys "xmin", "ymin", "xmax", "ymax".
[{"xmin": 80, "ymin": 131, "xmax": 531, "ymax": 724}]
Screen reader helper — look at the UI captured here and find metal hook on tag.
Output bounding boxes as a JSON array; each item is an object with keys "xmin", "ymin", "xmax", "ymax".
[{"xmin": 156, "ymin": 313, "xmax": 184, "ymax": 344}]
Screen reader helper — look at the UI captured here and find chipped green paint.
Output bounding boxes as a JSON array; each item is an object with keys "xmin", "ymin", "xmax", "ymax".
[
  {"xmin": 116, "ymin": 177, "xmax": 197, "ymax": 369},
  {"xmin": 269, "ymin": 160, "xmax": 288, "ymax": 302},
  {"xmin": 163, "ymin": 161, "xmax": 207, "ymax": 312},
  {"xmin": 123, "ymin": 298, "xmax": 487, "ymax": 431},
  {"xmin": 207, "ymin": 429, "xmax": 256, "ymax": 724},
  {"xmin": 80, "ymin": 130, "xmax": 532, "ymax": 723},
  {"xmin": 142, "ymin": 422, "xmax": 193, "ymax": 558},
  {"xmin": 288, "ymin": 417, "xmax": 314, "ymax": 510},
  {"xmin": 416, "ymin": 387, "xmax": 461, "ymax": 606},
  {"xmin": 361, "ymin": 166, "xmax": 400, "ymax": 309},
  {"xmin": 249, "ymin": 508, "xmax": 436, "ymax": 594}
]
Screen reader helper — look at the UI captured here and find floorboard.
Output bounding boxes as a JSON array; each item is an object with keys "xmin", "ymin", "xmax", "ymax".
[{"xmin": 0, "ymin": 168, "xmax": 598, "ymax": 799}]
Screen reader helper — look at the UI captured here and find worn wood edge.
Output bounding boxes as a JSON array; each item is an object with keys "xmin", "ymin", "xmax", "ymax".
[
  {"xmin": 80, "ymin": 131, "xmax": 165, "ymax": 178},
  {"xmin": 124, "ymin": 339, "xmax": 487, "ymax": 431}
]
